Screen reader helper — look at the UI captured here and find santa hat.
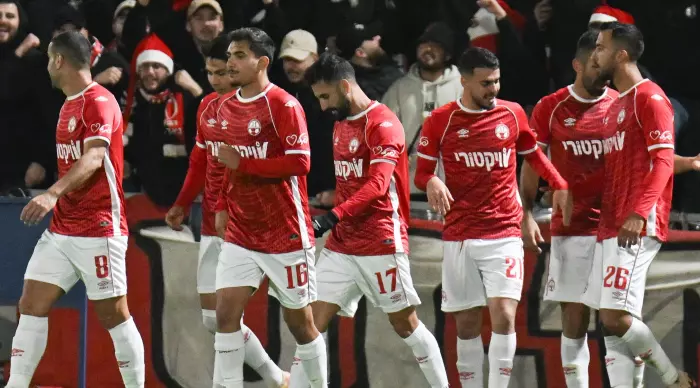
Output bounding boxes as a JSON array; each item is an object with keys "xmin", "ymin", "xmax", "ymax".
[
  {"xmin": 589, "ymin": 5, "xmax": 635, "ymax": 25},
  {"xmin": 468, "ymin": 0, "xmax": 526, "ymax": 54},
  {"xmin": 135, "ymin": 34, "xmax": 174, "ymax": 74}
]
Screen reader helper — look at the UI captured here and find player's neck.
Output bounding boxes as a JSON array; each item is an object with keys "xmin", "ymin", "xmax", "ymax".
[
  {"xmin": 239, "ymin": 74, "xmax": 270, "ymax": 99},
  {"xmin": 613, "ymin": 63, "xmax": 644, "ymax": 96},
  {"xmin": 348, "ymin": 86, "xmax": 373, "ymax": 117},
  {"xmin": 571, "ymin": 80, "xmax": 597, "ymax": 100},
  {"xmin": 61, "ymin": 70, "xmax": 93, "ymax": 98}
]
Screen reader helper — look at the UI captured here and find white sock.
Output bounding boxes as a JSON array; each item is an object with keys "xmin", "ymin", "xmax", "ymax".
[
  {"xmin": 402, "ymin": 321, "xmax": 449, "ymax": 388},
  {"xmin": 241, "ymin": 323, "xmax": 285, "ymax": 387},
  {"xmin": 621, "ymin": 317, "xmax": 678, "ymax": 385},
  {"xmin": 633, "ymin": 357, "xmax": 645, "ymax": 387},
  {"xmin": 488, "ymin": 333, "xmax": 516, "ymax": 388},
  {"xmin": 561, "ymin": 334, "xmax": 590, "ymax": 388},
  {"xmin": 202, "ymin": 309, "xmax": 217, "ymax": 333},
  {"xmin": 288, "ymin": 349, "xmax": 308, "ymax": 388},
  {"xmin": 457, "ymin": 336, "xmax": 484, "ymax": 387},
  {"xmin": 108, "ymin": 318, "xmax": 145, "ymax": 388},
  {"xmin": 604, "ymin": 335, "xmax": 635, "ymax": 388},
  {"xmin": 214, "ymin": 331, "xmax": 246, "ymax": 387},
  {"xmin": 7, "ymin": 315, "xmax": 48, "ymax": 388},
  {"xmin": 296, "ymin": 334, "xmax": 328, "ymax": 388}
]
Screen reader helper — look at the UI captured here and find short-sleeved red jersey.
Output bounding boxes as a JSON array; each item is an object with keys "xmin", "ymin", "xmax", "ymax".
[
  {"xmin": 216, "ymin": 84, "xmax": 314, "ymax": 253},
  {"xmin": 324, "ymin": 102, "xmax": 410, "ymax": 256},
  {"xmin": 598, "ymin": 79, "xmax": 675, "ymax": 242},
  {"xmin": 416, "ymin": 99, "xmax": 538, "ymax": 241},
  {"xmin": 51, "ymin": 82, "xmax": 128, "ymax": 237},
  {"xmin": 530, "ymin": 85, "xmax": 617, "ymax": 236}
]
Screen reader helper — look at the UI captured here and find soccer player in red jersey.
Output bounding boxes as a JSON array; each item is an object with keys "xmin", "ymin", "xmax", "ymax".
[
  {"xmin": 414, "ymin": 47, "xmax": 572, "ymax": 388},
  {"xmin": 293, "ymin": 53, "xmax": 449, "ymax": 388},
  {"xmin": 12, "ymin": 31, "xmax": 144, "ymax": 387},
  {"xmin": 520, "ymin": 30, "xmax": 616, "ymax": 388},
  {"xmin": 210, "ymin": 28, "xmax": 325, "ymax": 388},
  {"xmin": 579, "ymin": 22, "xmax": 694, "ymax": 387},
  {"xmin": 165, "ymin": 34, "xmax": 289, "ymax": 387}
]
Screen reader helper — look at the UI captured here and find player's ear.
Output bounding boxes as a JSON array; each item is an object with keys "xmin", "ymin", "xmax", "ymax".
[
  {"xmin": 257, "ymin": 55, "xmax": 270, "ymax": 71},
  {"xmin": 340, "ymin": 79, "xmax": 351, "ymax": 96},
  {"xmin": 572, "ymin": 58, "xmax": 583, "ymax": 73}
]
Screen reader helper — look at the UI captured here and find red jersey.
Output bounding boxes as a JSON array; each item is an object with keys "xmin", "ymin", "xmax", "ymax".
[
  {"xmin": 216, "ymin": 84, "xmax": 314, "ymax": 253},
  {"xmin": 530, "ymin": 85, "xmax": 617, "ymax": 236},
  {"xmin": 325, "ymin": 102, "xmax": 410, "ymax": 256},
  {"xmin": 598, "ymin": 79, "xmax": 675, "ymax": 242},
  {"xmin": 51, "ymin": 82, "xmax": 128, "ymax": 237}
]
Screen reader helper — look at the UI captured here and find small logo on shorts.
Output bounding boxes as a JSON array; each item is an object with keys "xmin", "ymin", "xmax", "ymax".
[
  {"xmin": 612, "ymin": 291, "xmax": 624, "ymax": 300},
  {"xmin": 391, "ymin": 293, "xmax": 403, "ymax": 304},
  {"xmin": 297, "ymin": 289, "xmax": 307, "ymax": 298},
  {"xmin": 98, "ymin": 280, "xmax": 111, "ymax": 291},
  {"xmin": 547, "ymin": 278, "xmax": 555, "ymax": 292}
]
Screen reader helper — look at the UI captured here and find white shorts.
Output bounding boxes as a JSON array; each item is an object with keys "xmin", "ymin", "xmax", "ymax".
[
  {"xmin": 316, "ymin": 249, "xmax": 421, "ymax": 317},
  {"xmin": 581, "ymin": 237, "xmax": 661, "ymax": 318},
  {"xmin": 442, "ymin": 237, "xmax": 524, "ymax": 312},
  {"xmin": 25, "ymin": 230, "xmax": 128, "ymax": 300},
  {"xmin": 543, "ymin": 236, "xmax": 597, "ymax": 303},
  {"xmin": 197, "ymin": 235, "xmax": 222, "ymax": 294},
  {"xmin": 216, "ymin": 242, "xmax": 317, "ymax": 310}
]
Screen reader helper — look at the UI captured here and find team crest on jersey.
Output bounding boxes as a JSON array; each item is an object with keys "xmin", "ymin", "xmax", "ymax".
[
  {"xmin": 68, "ymin": 116, "xmax": 77, "ymax": 133},
  {"xmin": 247, "ymin": 119, "xmax": 261, "ymax": 136},
  {"xmin": 617, "ymin": 108, "xmax": 626, "ymax": 124},
  {"xmin": 349, "ymin": 138, "xmax": 360, "ymax": 153},
  {"xmin": 495, "ymin": 124, "xmax": 510, "ymax": 140}
]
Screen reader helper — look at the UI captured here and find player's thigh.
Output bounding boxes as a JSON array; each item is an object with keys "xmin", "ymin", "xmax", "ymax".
[
  {"xmin": 315, "ymin": 249, "xmax": 363, "ymax": 317},
  {"xmin": 473, "ymin": 237, "xmax": 525, "ymax": 302},
  {"xmin": 354, "ymin": 253, "xmax": 421, "ymax": 314},
  {"xmin": 216, "ymin": 242, "xmax": 264, "ymax": 291},
  {"xmin": 256, "ymin": 247, "xmax": 317, "ymax": 310},
  {"xmin": 64, "ymin": 235, "xmax": 129, "ymax": 301},
  {"xmin": 24, "ymin": 231, "xmax": 80, "ymax": 302},
  {"xmin": 197, "ymin": 235, "xmax": 222, "ymax": 295},
  {"xmin": 441, "ymin": 240, "xmax": 487, "ymax": 312},
  {"xmin": 599, "ymin": 237, "xmax": 660, "ymax": 318},
  {"xmin": 544, "ymin": 236, "xmax": 597, "ymax": 303}
]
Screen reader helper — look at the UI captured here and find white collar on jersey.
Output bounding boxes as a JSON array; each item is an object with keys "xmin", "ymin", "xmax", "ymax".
[
  {"xmin": 567, "ymin": 84, "xmax": 609, "ymax": 103},
  {"xmin": 618, "ymin": 78, "xmax": 649, "ymax": 98},
  {"xmin": 346, "ymin": 101, "xmax": 380, "ymax": 121},
  {"xmin": 66, "ymin": 82, "xmax": 98, "ymax": 101},
  {"xmin": 456, "ymin": 95, "xmax": 492, "ymax": 113},
  {"xmin": 236, "ymin": 83, "xmax": 274, "ymax": 103}
]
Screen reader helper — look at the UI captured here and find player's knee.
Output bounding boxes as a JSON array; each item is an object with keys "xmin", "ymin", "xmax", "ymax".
[
  {"xmin": 561, "ymin": 303, "xmax": 590, "ymax": 336},
  {"xmin": 283, "ymin": 307, "xmax": 316, "ymax": 342},
  {"xmin": 387, "ymin": 307, "xmax": 419, "ymax": 338},
  {"xmin": 599, "ymin": 309, "xmax": 630, "ymax": 336},
  {"xmin": 93, "ymin": 296, "xmax": 130, "ymax": 329},
  {"xmin": 18, "ymin": 295, "xmax": 51, "ymax": 317},
  {"xmin": 454, "ymin": 308, "xmax": 482, "ymax": 339}
]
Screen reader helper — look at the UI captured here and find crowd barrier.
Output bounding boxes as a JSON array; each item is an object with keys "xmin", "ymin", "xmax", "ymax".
[{"xmin": 1, "ymin": 194, "xmax": 700, "ymax": 387}]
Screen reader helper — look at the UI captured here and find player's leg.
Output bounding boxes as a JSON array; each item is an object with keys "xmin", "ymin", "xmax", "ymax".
[
  {"xmin": 70, "ymin": 235, "xmax": 144, "ymax": 388},
  {"xmin": 442, "ymin": 241, "xmax": 487, "ymax": 388},
  {"xmin": 356, "ymin": 253, "xmax": 447, "ymax": 388},
  {"xmin": 262, "ymin": 248, "xmax": 327, "ymax": 388},
  {"xmin": 479, "ymin": 238, "xmax": 525, "ymax": 388},
  {"xmin": 545, "ymin": 236, "xmax": 596, "ymax": 387},
  {"xmin": 7, "ymin": 231, "xmax": 78, "ymax": 388}
]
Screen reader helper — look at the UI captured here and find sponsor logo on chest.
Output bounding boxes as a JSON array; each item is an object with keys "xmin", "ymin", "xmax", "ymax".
[{"xmin": 56, "ymin": 140, "xmax": 82, "ymax": 163}]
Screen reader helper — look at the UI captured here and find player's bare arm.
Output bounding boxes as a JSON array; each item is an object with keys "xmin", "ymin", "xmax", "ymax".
[
  {"xmin": 20, "ymin": 140, "xmax": 107, "ymax": 225},
  {"xmin": 519, "ymin": 159, "xmax": 545, "ymax": 253}
]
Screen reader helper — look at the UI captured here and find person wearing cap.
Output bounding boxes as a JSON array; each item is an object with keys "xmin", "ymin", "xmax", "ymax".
[
  {"xmin": 334, "ymin": 21, "xmax": 402, "ymax": 101},
  {"xmin": 275, "ymin": 29, "xmax": 337, "ymax": 208},
  {"xmin": 382, "ymin": 22, "xmax": 462, "ymax": 196}
]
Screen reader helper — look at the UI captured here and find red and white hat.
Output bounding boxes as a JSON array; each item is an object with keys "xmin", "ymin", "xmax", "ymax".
[
  {"xmin": 134, "ymin": 34, "xmax": 174, "ymax": 74},
  {"xmin": 589, "ymin": 5, "xmax": 635, "ymax": 25}
]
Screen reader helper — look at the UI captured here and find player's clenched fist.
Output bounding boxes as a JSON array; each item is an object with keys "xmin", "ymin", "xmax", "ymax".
[
  {"xmin": 426, "ymin": 176, "xmax": 454, "ymax": 216},
  {"xmin": 20, "ymin": 192, "xmax": 58, "ymax": 225},
  {"xmin": 617, "ymin": 213, "xmax": 645, "ymax": 248},
  {"xmin": 165, "ymin": 206, "xmax": 185, "ymax": 231},
  {"xmin": 217, "ymin": 145, "xmax": 241, "ymax": 170},
  {"xmin": 215, "ymin": 210, "xmax": 228, "ymax": 239},
  {"xmin": 551, "ymin": 189, "xmax": 573, "ymax": 226}
]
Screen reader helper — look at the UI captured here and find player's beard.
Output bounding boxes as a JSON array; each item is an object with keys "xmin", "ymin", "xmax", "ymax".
[
  {"xmin": 475, "ymin": 94, "xmax": 497, "ymax": 110},
  {"xmin": 582, "ymin": 75, "xmax": 606, "ymax": 97},
  {"xmin": 329, "ymin": 94, "xmax": 352, "ymax": 121}
]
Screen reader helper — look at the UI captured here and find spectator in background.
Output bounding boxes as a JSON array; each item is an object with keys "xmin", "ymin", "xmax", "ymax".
[
  {"xmin": 0, "ymin": 0, "xmax": 56, "ymax": 191},
  {"xmin": 109, "ymin": 0, "xmax": 136, "ymax": 62},
  {"xmin": 53, "ymin": 5, "xmax": 130, "ymax": 111},
  {"xmin": 382, "ymin": 22, "xmax": 462, "ymax": 195},
  {"xmin": 123, "ymin": 34, "xmax": 202, "ymax": 206},
  {"xmin": 334, "ymin": 21, "xmax": 403, "ymax": 101}
]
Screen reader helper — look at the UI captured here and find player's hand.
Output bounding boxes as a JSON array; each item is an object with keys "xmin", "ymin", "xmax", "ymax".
[
  {"xmin": 689, "ymin": 153, "xmax": 700, "ymax": 171},
  {"xmin": 522, "ymin": 212, "xmax": 544, "ymax": 254},
  {"xmin": 20, "ymin": 191, "xmax": 58, "ymax": 225},
  {"xmin": 426, "ymin": 176, "xmax": 454, "ymax": 216},
  {"xmin": 94, "ymin": 67, "xmax": 123, "ymax": 85},
  {"xmin": 552, "ymin": 189, "xmax": 573, "ymax": 226},
  {"xmin": 618, "ymin": 213, "xmax": 645, "ymax": 248},
  {"xmin": 312, "ymin": 211, "xmax": 338, "ymax": 238},
  {"xmin": 24, "ymin": 162, "xmax": 46, "ymax": 188},
  {"xmin": 165, "ymin": 206, "xmax": 185, "ymax": 231},
  {"xmin": 217, "ymin": 145, "xmax": 241, "ymax": 170},
  {"xmin": 215, "ymin": 210, "xmax": 228, "ymax": 239}
]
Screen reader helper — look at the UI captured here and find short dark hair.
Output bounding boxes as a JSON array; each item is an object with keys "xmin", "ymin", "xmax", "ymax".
[
  {"xmin": 304, "ymin": 52, "xmax": 356, "ymax": 85},
  {"xmin": 457, "ymin": 47, "xmax": 499, "ymax": 75},
  {"xmin": 599, "ymin": 21, "xmax": 644, "ymax": 62},
  {"xmin": 227, "ymin": 27, "xmax": 275, "ymax": 62},
  {"xmin": 206, "ymin": 33, "xmax": 232, "ymax": 61},
  {"xmin": 50, "ymin": 30, "xmax": 91, "ymax": 69},
  {"xmin": 575, "ymin": 29, "xmax": 599, "ymax": 62}
]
